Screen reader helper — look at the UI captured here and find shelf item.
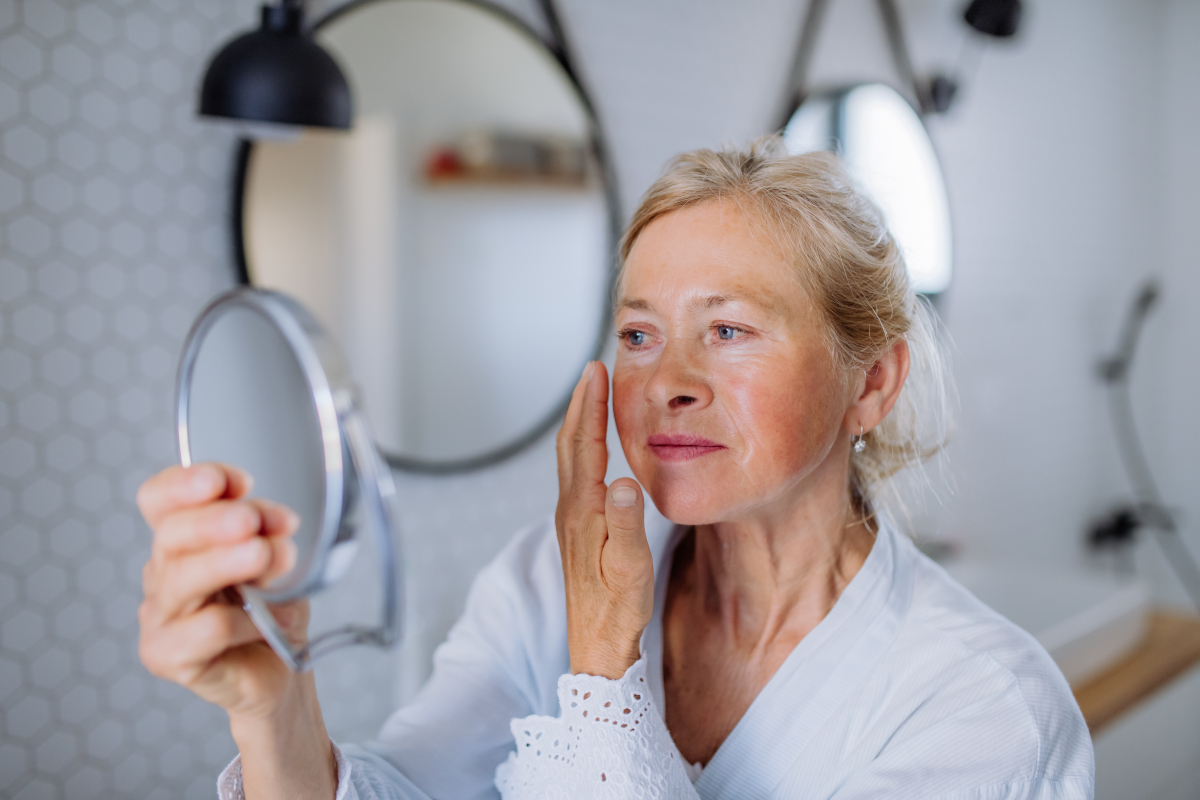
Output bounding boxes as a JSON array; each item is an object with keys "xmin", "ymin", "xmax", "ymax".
[{"xmin": 425, "ymin": 131, "xmax": 587, "ymax": 188}]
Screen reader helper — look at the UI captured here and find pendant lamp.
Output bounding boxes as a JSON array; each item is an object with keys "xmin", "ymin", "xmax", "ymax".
[
  {"xmin": 199, "ymin": 0, "xmax": 352, "ymax": 130},
  {"xmin": 963, "ymin": 0, "xmax": 1022, "ymax": 39}
]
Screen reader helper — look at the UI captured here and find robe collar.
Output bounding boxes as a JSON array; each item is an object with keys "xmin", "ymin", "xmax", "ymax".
[{"xmin": 641, "ymin": 517, "xmax": 915, "ymax": 799}]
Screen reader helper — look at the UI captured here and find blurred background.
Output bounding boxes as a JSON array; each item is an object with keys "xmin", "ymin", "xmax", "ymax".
[{"xmin": 1, "ymin": 0, "xmax": 1198, "ymax": 798}]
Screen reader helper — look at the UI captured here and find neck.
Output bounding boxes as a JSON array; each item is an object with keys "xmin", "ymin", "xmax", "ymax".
[{"xmin": 686, "ymin": 454, "xmax": 875, "ymax": 650}]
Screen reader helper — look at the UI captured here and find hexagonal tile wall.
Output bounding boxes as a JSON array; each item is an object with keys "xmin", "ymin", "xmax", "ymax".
[
  {"xmin": 0, "ymin": 0, "xmax": 567, "ymax": 796},
  {"xmin": 0, "ymin": 2, "xmax": 251, "ymax": 796}
]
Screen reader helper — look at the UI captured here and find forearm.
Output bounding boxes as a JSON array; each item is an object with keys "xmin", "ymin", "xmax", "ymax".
[{"xmin": 230, "ymin": 673, "xmax": 338, "ymax": 800}]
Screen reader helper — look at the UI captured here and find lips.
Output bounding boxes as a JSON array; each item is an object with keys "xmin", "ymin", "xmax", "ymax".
[{"xmin": 647, "ymin": 433, "xmax": 726, "ymax": 462}]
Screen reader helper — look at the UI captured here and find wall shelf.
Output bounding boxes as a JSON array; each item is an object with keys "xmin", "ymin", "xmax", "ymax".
[{"xmin": 424, "ymin": 167, "xmax": 588, "ymax": 190}]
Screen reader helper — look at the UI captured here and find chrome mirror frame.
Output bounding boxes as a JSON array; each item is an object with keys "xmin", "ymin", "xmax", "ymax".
[{"xmin": 176, "ymin": 287, "xmax": 403, "ymax": 671}]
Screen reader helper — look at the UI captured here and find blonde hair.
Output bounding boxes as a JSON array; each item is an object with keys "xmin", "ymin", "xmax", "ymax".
[{"xmin": 619, "ymin": 136, "xmax": 952, "ymax": 521}]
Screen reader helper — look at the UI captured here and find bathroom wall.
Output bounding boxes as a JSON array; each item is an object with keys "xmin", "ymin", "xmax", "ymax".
[
  {"xmin": 1148, "ymin": 0, "xmax": 1200, "ymax": 611},
  {"xmin": 0, "ymin": 3, "xmax": 255, "ymax": 798},
  {"xmin": 1, "ymin": 0, "xmax": 1197, "ymax": 797}
]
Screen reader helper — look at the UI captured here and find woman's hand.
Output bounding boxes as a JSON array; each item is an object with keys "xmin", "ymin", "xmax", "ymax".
[
  {"xmin": 556, "ymin": 362, "xmax": 656, "ymax": 679},
  {"xmin": 137, "ymin": 463, "xmax": 301, "ymax": 716},
  {"xmin": 137, "ymin": 463, "xmax": 337, "ymax": 799}
]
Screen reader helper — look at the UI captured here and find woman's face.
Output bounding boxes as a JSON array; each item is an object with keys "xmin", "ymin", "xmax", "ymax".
[{"xmin": 613, "ymin": 199, "xmax": 852, "ymax": 526}]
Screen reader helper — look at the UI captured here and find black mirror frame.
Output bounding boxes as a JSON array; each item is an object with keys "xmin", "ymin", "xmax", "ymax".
[
  {"xmin": 775, "ymin": 0, "xmax": 954, "ymax": 302},
  {"xmin": 226, "ymin": 0, "xmax": 622, "ymax": 474}
]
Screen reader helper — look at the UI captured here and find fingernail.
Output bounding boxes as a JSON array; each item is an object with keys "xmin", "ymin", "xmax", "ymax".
[
  {"xmin": 232, "ymin": 466, "xmax": 254, "ymax": 494},
  {"xmin": 274, "ymin": 538, "xmax": 298, "ymax": 576},
  {"xmin": 234, "ymin": 538, "xmax": 265, "ymax": 564},
  {"xmin": 191, "ymin": 465, "xmax": 219, "ymax": 494},
  {"xmin": 265, "ymin": 504, "xmax": 299, "ymax": 533},
  {"xmin": 584, "ymin": 361, "xmax": 595, "ymax": 381},
  {"xmin": 227, "ymin": 503, "xmax": 258, "ymax": 533},
  {"xmin": 611, "ymin": 486, "xmax": 637, "ymax": 508}
]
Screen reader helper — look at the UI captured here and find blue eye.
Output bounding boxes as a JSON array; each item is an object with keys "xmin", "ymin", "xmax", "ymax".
[
  {"xmin": 627, "ymin": 331, "xmax": 646, "ymax": 346},
  {"xmin": 717, "ymin": 326, "xmax": 737, "ymax": 340}
]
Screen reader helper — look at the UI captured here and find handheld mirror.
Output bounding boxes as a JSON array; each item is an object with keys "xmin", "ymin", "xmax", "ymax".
[{"xmin": 176, "ymin": 287, "xmax": 403, "ymax": 671}]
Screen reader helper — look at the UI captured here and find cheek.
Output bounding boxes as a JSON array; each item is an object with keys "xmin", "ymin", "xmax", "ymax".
[
  {"xmin": 611, "ymin": 368, "xmax": 642, "ymax": 442},
  {"xmin": 722, "ymin": 355, "xmax": 843, "ymax": 475},
  {"xmin": 612, "ymin": 366, "xmax": 661, "ymax": 490}
]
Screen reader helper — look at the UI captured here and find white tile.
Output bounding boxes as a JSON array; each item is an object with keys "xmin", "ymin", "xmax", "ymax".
[{"xmin": 0, "ymin": 33, "xmax": 45, "ymax": 83}]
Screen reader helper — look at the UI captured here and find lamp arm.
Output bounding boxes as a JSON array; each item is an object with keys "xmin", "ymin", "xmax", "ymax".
[
  {"xmin": 875, "ymin": 0, "xmax": 929, "ymax": 113},
  {"xmin": 778, "ymin": 0, "xmax": 832, "ymax": 129}
]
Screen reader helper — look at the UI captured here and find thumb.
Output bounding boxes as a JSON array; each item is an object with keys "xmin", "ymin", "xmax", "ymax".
[{"xmin": 605, "ymin": 478, "xmax": 645, "ymax": 547}]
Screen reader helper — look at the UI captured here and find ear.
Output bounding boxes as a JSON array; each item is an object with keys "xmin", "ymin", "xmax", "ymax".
[{"xmin": 843, "ymin": 339, "xmax": 910, "ymax": 435}]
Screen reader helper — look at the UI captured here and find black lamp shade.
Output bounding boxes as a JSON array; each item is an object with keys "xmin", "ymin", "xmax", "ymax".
[
  {"xmin": 199, "ymin": 4, "xmax": 352, "ymax": 130},
  {"xmin": 963, "ymin": 0, "xmax": 1022, "ymax": 38}
]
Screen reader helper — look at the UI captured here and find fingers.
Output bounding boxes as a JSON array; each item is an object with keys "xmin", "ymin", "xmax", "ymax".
[
  {"xmin": 149, "ymin": 535, "xmax": 296, "ymax": 624},
  {"xmin": 155, "ymin": 498, "xmax": 299, "ymax": 558},
  {"xmin": 266, "ymin": 600, "xmax": 311, "ymax": 644},
  {"xmin": 557, "ymin": 362, "xmax": 596, "ymax": 496},
  {"xmin": 144, "ymin": 498, "xmax": 298, "ymax": 602},
  {"xmin": 140, "ymin": 603, "xmax": 263, "ymax": 684},
  {"xmin": 138, "ymin": 463, "xmax": 253, "ymax": 529},
  {"xmin": 605, "ymin": 478, "xmax": 645, "ymax": 547},
  {"xmin": 570, "ymin": 361, "xmax": 610, "ymax": 501},
  {"xmin": 247, "ymin": 535, "xmax": 298, "ymax": 588}
]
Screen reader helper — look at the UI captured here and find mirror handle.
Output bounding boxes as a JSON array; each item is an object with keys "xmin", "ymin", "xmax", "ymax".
[
  {"xmin": 340, "ymin": 403, "xmax": 405, "ymax": 651},
  {"xmin": 240, "ymin": 403, "xmax": 405, "ymax": 673}
]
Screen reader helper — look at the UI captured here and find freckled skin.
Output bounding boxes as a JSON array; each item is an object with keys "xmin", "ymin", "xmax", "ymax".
[
  {"xmin": 610, "ymin": 198, "xmax": 908, "ymax": 765},
  {"xmin": 612, "ymin": 200, "xmax": 850, "ymax": 529}
]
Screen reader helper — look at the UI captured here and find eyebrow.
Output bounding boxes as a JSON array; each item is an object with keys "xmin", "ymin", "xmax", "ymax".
[{"xmin": 619, "ymin": 292, "xmax": 780, "ymax": 315}]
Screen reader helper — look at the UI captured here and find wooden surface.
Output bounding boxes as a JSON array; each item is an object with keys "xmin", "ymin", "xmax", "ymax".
[{"xmin": 1073, "ymin": 611, "xmax": 1200, "ymax": 735}]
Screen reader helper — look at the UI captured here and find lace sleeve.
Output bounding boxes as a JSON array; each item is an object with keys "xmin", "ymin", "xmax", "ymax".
[{"xmin": 494, "ymin": 657, "xmax": 700, "ymax": 800}]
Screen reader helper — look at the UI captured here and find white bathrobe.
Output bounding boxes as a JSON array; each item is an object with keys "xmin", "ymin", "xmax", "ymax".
[{"xmin": 219, "ymin": 515, "xmax": 1095, "ymax": 800}]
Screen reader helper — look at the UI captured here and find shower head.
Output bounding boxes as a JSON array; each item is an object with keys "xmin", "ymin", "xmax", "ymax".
[{"xmin": 1098, "ymin": 278, "xmax": 1161, "ymax": 384}]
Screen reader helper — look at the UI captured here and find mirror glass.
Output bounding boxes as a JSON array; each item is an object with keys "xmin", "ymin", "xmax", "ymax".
[
  {"xmin": 241, "ymin": 0, "xmax": 613, "ymax": 469},
  {"xmin": 186, "ymin": 303, "xmax": 331, "ymax": 598},
  {"xmin": 783, "ymin": 83, "xmax": 952, "ymax": 294}
]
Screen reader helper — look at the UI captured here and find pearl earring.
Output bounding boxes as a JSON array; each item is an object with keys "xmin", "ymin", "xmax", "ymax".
[{"xmin": 853, "ymin": 424, "xmax": 866, "ymax": 453}]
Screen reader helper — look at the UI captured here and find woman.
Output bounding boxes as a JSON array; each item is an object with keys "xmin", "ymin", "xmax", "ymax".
[{"xmin": 137, "ymin": 139, "xmax": 1094, "ymax": 800}]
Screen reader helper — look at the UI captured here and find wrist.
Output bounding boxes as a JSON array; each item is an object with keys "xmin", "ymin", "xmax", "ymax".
[
  {"xmin": 570, "ymin": 640, "xmax": 642, "ymax": 680},
  {"xmin": 230, "ymin": 674, "xmax": 337, "ymax": 800},
  {"xmin": 227, "ymin": 670, "xmax": 314, "ymax": 744}
]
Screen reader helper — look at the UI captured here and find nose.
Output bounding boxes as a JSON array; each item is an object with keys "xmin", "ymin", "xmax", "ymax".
[{"xmin": 644, "ymin": 340, "xmax": 713, "ymax": 412}]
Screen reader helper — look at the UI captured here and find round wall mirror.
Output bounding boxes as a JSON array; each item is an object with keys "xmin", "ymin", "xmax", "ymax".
[
  {"xmin": 783, "ymin": 83, "xmax": 952, "ymax": 295},
  {"xmin": 238, "ymin": 0, "xmax": 617, "ymax": 471}
]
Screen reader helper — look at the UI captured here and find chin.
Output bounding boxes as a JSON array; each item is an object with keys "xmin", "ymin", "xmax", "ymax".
[{"xmin": 641, "ymin": 473, "xmax": 730, "ymax": 527}]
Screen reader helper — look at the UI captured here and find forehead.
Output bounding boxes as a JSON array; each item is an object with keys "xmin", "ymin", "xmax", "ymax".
[{"xmin": 618, "ymin": 199, "xmax": 806, "ymax": 314}]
